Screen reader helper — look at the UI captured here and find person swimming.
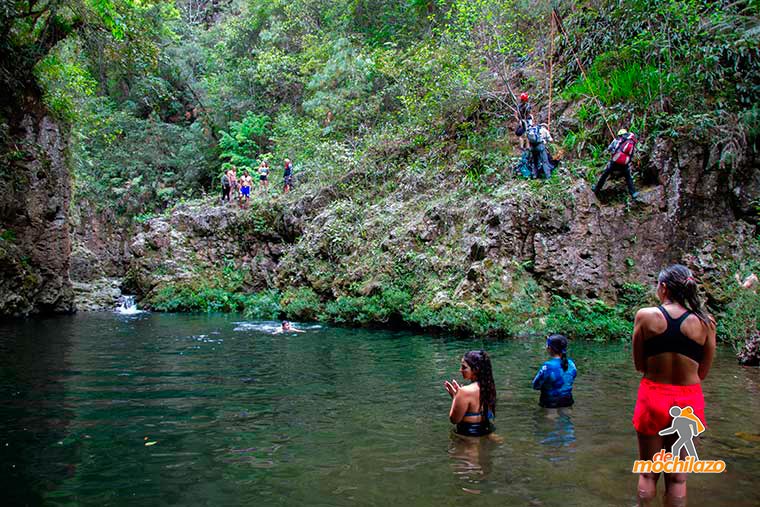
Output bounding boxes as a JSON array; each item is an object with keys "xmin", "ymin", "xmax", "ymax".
[
  {"xmin": 443, "ymin": 350, "xmax": 496, "ymax": 437},
  {"xmin": 632, "ymin": 264, "xmax": 716, "ymax": 506},
  {"xmin": 274, "ymin": 320, "xmax": 305, "ymax": 334},
  {"xmin": 532, "ymin": 334, "xmax": 577, "ymax": 408}
]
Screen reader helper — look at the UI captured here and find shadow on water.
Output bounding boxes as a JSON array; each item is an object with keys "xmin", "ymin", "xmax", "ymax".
[{"xmin": 0, "ymin": 316, "xmax": 77, "ymax": 506}]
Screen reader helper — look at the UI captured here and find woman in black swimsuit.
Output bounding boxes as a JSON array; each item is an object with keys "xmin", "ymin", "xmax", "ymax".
[
  {"xmin": 443, "ymin": 350, "xmax": 496, "ymax": 436},
  {"xmin": 632, "ymin": 264, "xmax": 716, "ymax": 506}
]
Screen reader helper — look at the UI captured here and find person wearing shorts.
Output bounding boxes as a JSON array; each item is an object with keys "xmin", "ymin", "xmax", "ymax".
[
  {"xmin": 239, "ymin": 170, "xmax": 252, "ymax": 208},
  {"xmin": 632, "ymin": 264, "xmax": 716, "ymax": 506},
  {"xmin": 258, "ymin": 161, "xmax": 269, "ymax": 192}
]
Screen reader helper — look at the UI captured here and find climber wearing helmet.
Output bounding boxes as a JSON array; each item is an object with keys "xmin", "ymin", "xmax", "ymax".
[
  {"xmin": 516, "ymin": 93, "xmax": 532, "ymax": 150},
  {"xmin": 592, "ymin": 128, "xmax": 640, "ymax": 200}
]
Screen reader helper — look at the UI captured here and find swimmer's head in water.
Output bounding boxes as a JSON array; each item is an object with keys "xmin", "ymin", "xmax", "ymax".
[
  {"xmin": 282, "ymin": 320, "xmax": 290, "ymax": 330},
  {"xmin": 462, "ymin": 350, "xmax": 497, "ymax": 418}
]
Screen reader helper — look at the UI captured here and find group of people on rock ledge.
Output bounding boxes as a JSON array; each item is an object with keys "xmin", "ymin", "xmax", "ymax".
[
  {"xmin": 220, "ymin": 158, "xmax": 294, "ymax": 208},
  {"xmin": 514, "ymin": 92, "xmax": 642, "ymax": 202},
  {"xmin": 446, "ymin": 264, "xmax": 716, "ymax": 507}
]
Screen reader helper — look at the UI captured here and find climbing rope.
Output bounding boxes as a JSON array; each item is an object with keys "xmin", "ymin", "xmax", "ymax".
[
  {"xmin": 552, "ymin": 8, "xmax": 616, "ymax": 140},
  {"xmin": 547, "ymin": 10, "xmax": 555, "ymax": 129}
]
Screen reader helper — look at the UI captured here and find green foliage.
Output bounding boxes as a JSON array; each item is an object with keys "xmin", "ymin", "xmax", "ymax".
[
  {"xmin": 243, "ymin": 290, "xmax": 282, "ymax": 319},
  {"xmin": 741, "ymin": 104, "xmax": 760, "ymax": 150},
  {"xmin": 561, "ymin": 0, "xmax": 760, "ymax": 114},
  {"xmin": 150, "ymin": 283, "xmax": 243, "ymax": 312},
  {"xmin": 564, "ymin": 61, "xmax": 662, "ymax": 108},
  {"xmin": 392, "ymin": 41, "xmax": 481, "ymax": 127},
  {"xmin": 35, "ymin": 39, "xmax": 98, "ymax": 120},
  {"xmin": 11, "ymin": 0, "xmax": 758, "ymax": 341},
  {"xmin": 217, "ymin": 111, "xmax": 271, "ymax": 172},
  {"xmin": 146, "ymin": 262, "xmax": 281, "ymax": 316},
  {"xmin": 281, "ymin": 286, "xmax": 323, "ymax": 321},
  {"xmin": 302, "ymin": 38, "xmax": 387, "ymax": 133},
  {"xmin": 0, "ymin": 229, "xmax": 17, "ymax": 242},
  {"xmin": 545, "ymin": 295, "xmax": 633, "ymax": 342},
  {"xmin": 321, "ymin": 286, "xmax": 413, "ymax": 325},
  {"xmin": 73, "ymin": 99, "xmax": 214, "ymax": 217},
  {"xmin": 717, "ymin": 281, "xmax": 760, "ymax": 348},
  {"xmin": 617, "ymin": 282, "xmax": 653, "ymax": 320},
  {"xmin": 408, "ymin": 302, "xmax": 515, "ymax": 336}
]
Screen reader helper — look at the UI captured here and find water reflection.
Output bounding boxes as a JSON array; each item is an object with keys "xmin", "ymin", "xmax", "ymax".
[
  {"xmin": 447, "ymin": 431, "xmax": 503, "ymax": 493},
  {"xmin": 533, "ymin": 407, "xmax": 577, "ymax": 462},
  {"xmin": 0, "ymin": 316, "xmax": 77, "ymax": 505},
  {"xmin": 2, "ymin": 314, "xmax": 759, "ymax": 506}
]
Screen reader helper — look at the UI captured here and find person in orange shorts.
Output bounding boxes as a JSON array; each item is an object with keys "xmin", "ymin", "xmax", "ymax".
[{"xmin": 632, "ymin": 264, "xmax": 716, "ymax": 506}]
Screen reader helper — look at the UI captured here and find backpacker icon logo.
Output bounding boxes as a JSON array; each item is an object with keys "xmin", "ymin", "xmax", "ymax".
[{"xmin": 632, "ymin": 406, "xmax": 726, "ymax": 474}]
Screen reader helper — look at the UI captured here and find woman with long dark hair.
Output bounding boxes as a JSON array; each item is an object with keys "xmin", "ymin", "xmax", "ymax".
[
  {"xmin": 632, "ymin": 264, "xmax": 716, "ymax": 506},
  {"xmin": 443, "ymin": 350, "xmax": 496, "ymax": 436}
]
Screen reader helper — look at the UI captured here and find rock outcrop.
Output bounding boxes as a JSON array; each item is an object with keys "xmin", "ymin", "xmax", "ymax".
[
  {"xmin": 0, "ymin": 106, "xmax": 74, "ymax": 316},
  {"xmin": 63, "ymin": 125, "xmax": 757, "ymax": 319}
]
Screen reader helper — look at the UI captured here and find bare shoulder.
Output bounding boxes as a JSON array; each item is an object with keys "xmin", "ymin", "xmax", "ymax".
[
  {"xmin": 635, "ymin": 306, "xmax": 661, "ymax": 322},
  {"xmin": 460, "ymin": 383, "xmax": 479, "ymax": 396},
  {"xmin": 683, "ymin": 312, "xmax": 716, "ymax": 341},
  {"xmin": 634, "ymin": 306, "xmax": 666, "ymax": 337}
]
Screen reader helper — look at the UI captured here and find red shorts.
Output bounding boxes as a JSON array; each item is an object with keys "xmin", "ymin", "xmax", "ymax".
[{"xmin": 632, "ymin": 378, "xmax": 706, "ymax": 436}]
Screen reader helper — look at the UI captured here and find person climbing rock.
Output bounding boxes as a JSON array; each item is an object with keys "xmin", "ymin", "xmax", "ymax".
[
  {"xmin": 527, "ymin": 122, "xmax": 557, "ymax": 179},
  {"xmin": 516, "ymin": 93, "xmax": 532, "ymax": 150},
  {"xmin": 592, "ymin": 129, "xmax": 639, "ymax": 200}
]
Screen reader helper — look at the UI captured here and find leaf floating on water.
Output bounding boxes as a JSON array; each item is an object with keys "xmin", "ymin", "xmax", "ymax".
[
  {"xmin": 735, "ymin": 432, "xmax": 760, "ymax": 443},
  {"xmin": 145, "ymin": 441, "xmax": 158, "ymax": 446}
]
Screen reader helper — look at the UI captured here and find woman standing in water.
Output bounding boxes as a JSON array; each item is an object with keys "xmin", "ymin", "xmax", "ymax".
[
  {"xmin": 444, "ymin": 350, "xmax": 496, "ymax": 436},
  {"xmin": 532, "ymin": 334, "xmax": 577, "ymax": 408},
  {"xmin": 632, "ymin": 264, "xmax": 716, "ymax": 507}
]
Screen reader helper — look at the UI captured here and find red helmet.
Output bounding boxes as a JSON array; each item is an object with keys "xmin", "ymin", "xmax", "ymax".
[{"xmin": 520, "ymin": 93, "xmax": 529, "ymax": 102}]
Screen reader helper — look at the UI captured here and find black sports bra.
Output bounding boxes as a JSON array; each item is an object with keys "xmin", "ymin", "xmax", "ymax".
[{"xmin": 643, "ymin": 306, "xmax": 704, "ymax": 363}]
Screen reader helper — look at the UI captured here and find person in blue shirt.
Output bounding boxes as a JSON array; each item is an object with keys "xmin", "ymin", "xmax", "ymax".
[{"xmin": 532, "ymin": 334, "xmax": 577, "ymax": 408}]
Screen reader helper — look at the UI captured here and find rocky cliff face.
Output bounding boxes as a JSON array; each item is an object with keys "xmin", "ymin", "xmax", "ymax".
[
  {"xmin": 0, "ymin": 101, "xmax": 74, "ymax": 316},
  {"xmin": 79, "ymin": 125, "xmax": 757, "ymax": 318}
]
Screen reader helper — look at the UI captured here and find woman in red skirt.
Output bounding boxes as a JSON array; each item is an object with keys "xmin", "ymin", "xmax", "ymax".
[{"xmin": 632, "ymin": 264, "xmax": 716, "ymax": 506}]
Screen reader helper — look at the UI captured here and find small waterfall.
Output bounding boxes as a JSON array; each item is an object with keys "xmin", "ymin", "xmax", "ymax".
[{"xmin": 115, "ymin": 295, "xmax": 143, "ymax": 315}]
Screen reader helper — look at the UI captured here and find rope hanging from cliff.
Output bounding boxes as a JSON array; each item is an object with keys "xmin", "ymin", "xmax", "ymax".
[
  {"xmin": 551, "ymin": 8, "xmax": 616, "ymax": 140},
  {"xmin": 547, "ymin": 10, "xmax": 555, "ymax": 129}
]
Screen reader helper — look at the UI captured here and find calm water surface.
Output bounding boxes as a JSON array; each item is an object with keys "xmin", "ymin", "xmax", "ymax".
[{"xmin": 1, "ymin": 313, "xmax": 758, "ymax": 506}]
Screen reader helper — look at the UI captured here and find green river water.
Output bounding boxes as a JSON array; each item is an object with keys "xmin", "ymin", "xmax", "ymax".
[{"xmin": 1, "ymin": 313, "xmax": 758, "ymax": 506}]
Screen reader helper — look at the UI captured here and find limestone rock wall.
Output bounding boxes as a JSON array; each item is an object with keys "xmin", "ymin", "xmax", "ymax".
[
  {"xmin": 0, "ymin": 107, "xmax": 74, "ymax": 316},
  {"xmin": 60, "ymin": 125, "xmax": 759, "ymax": 315}
]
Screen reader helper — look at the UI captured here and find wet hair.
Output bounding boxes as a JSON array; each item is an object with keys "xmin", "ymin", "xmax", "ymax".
[
  {"xmin": 282, "ymin": 320, "xmax": 289, "ymax": 326},
  {"xmin": 658, "ymin": 264, "xmax": 711, "ymax": 325},
  {"xmin": 463, "ymin": 350, "xmax": 496, "ymax": 417},
  {"xmin": 547, "ymin": 334, "xmax": 569, "ymax": 371}
]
